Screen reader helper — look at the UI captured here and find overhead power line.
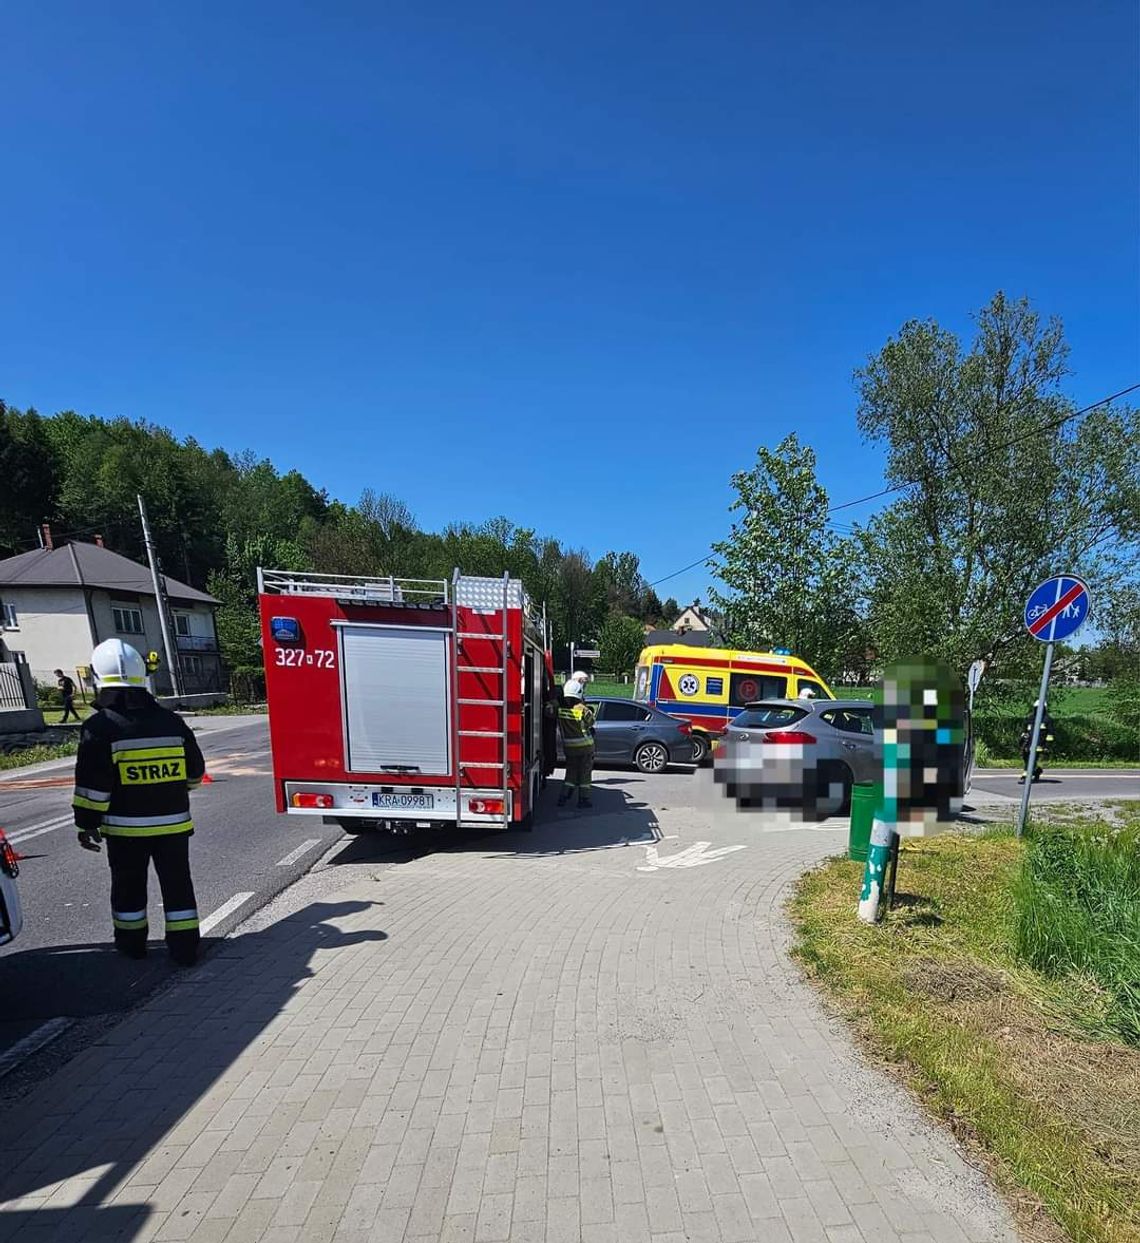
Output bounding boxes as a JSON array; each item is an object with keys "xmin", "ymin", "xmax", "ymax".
[{"xmin": 647, "ymin": 381, "xmax": 1140, "ymax": 587}]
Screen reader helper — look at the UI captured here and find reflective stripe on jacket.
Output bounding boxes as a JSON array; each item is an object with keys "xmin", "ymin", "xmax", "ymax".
[
  {"xmin": 558, "ymin": 702, "xmax": 596, "ymax": 750},
  {"xmin": 72, "ymin": 692, "xmax": 206, "ymax": 837}
]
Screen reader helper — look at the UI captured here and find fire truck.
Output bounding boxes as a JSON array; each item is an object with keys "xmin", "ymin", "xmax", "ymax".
[{"xmin": 258, "ymin": 569, "xmax": 553, "ymax": 835}]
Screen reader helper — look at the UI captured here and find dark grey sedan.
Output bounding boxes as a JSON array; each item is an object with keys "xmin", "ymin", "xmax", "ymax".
[{"xmin": 557, "ymin": 698, "xmax": 695, "ymax": 773}]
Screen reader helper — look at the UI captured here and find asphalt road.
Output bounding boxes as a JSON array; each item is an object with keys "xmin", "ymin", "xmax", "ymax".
[
  {"xmin": 969, "ymin": 767, "xmax": 1139, "ymax": 803},
  {"xmin": 0, "ymin": 716, "xmax": 344, "ymax": 1063}
]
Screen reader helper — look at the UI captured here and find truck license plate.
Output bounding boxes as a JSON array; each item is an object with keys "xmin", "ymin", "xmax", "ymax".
[{"xmin": 372, "ymin": 792, "xmax": 435, "ymax": 811}]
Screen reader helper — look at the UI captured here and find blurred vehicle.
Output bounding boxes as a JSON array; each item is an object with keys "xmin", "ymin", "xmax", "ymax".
[
  {"xmin": 715, "ymin": 699, "xmax": 874, "ymax": 814},
  {"xmin": 0, "ymin": 828, "xmax": 23, "ymax": 947},
  {"xmin": 556, "ymin": 697, "xmax": 695, "ymax": 773},
  {"xmin": 715, "ymin": 697, "xmax": 975, "ymax": 815},
  {"xmin": 634, "ymin": 644, "xmax": 834, "ymax": 763}
]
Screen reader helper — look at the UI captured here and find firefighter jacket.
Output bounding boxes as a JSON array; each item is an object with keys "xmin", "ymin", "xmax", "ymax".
[
  {"xmin": 557, "ymin": 701, "xmax": 596, "ymax": 750},
  {"xmin": 72, "ymin": 690, "xmax": 206, "ymax": 837}
]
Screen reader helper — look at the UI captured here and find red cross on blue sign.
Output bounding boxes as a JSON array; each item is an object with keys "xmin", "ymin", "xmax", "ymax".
[{"xmin": 1023, "ymin": 575, "xmax": 1090, "ymax": 644}]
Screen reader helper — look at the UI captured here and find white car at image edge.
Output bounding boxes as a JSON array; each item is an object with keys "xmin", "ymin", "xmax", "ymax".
[{"xmin": 0, "ymin": 828, "xmax": 23, "ymax": 946}]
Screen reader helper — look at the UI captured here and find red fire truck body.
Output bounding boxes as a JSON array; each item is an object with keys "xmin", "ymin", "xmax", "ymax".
[{"xmin": 258, "ymin": 569, "xmax": 551, "ymax": 833}]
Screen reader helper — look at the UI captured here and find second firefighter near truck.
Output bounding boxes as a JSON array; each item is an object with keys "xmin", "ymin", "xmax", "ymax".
[
  {"xmin": 72, "ymin": 638, "xmax": 206, "ymax": 965},
  {"xmin": 557, "ymin": 679, "xmax": 596, "ymax": 808}
]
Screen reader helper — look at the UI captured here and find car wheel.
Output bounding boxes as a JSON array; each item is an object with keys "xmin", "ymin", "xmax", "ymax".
[
  {"xmin": 817, "ymin": 763, "xmax": 853, "ymax": 816},
  {"xmin": 634, "ymin": 741, "xmax": 669, "ymax": 774},
  {"xmin": 689, "ymin": 734, "xmax": 709, "ymax": 765}
]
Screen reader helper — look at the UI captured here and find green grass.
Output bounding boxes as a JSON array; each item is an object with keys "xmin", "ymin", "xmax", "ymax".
[
  {"xmin": 582, "ymin": 680, "xmax": 634, "ymax": 699},
  {"xmin": 0, "ymin": 741, "xmax": 78, "ymax": 770},
  {"xmin": 791, "ymin": 806, "xmax": 1140, "ymax": 1243},
  {"xmin": 833, "ymin": 685, "xmax": 1114, "ymax": 716},
  {"xmin": 1014, "ymin": 817, "xmax": 1140, "ymax": 1045}
]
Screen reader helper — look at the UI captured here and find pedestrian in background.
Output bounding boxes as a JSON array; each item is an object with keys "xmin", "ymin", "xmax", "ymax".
[{"xmin": 55, "ymin": 668, "xmax": 80, "ymax": 723}]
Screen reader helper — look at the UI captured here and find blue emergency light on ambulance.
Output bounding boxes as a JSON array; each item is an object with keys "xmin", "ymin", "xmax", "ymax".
[{"xmin": 271, "ymin": 616, "xmax": 301, "ymax": 643}]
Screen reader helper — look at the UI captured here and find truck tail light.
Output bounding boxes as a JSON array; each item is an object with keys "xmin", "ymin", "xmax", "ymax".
[
  {"xmin": 468, "ymin": 798, "xmax": 505, "ymax": 815},
  {"xmin": 0, "ymin": 829, "xmax": 19, "ymax": 878},
  {"xmin": 291, "ymin": 793, "xmax": 334, "ymax": 809},
  {"xmin": 764, "ymin": 731, "xmax": 816, "ymax": 745}
]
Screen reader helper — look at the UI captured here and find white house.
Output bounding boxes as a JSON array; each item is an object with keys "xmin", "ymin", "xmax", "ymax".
[
  {"xmin": 0, "ymin": 540, "xmax": 221, "ymax": 695},
  {"xmin": 673, "ymin": 603, "xmax": 714, "ymax": 634}
]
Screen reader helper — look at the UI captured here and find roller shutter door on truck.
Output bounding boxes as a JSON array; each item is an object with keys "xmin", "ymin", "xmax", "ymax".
[{"xmin": 339, "ymin": 625, "xmax": 451, "ymax": 775}]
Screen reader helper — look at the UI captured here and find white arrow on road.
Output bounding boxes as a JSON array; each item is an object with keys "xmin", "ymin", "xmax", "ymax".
[{"xmin": 637, "ymin": 841, "xmax": 746, "ymax": 871}]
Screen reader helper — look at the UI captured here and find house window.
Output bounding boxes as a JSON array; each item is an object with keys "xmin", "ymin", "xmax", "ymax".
[
  {"xmin": 113, "ymin": 606, "xmax": 145, "ymax": 635},
  {"xmin": 1, "ymin": 602, "xmax": 17, "ymax": 630},
  {"xmin": 174, "ymin": 613, "xmax": 191, "ymax": 637},
  {"xmin": 181, "ymin": 654, "xmax": 204, "ymax": 677}
]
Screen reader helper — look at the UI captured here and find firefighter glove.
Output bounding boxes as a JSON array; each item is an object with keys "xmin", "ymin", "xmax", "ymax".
[{"xmin": 77, "ymin": 826, "xmax": 103, "ymax": 853}]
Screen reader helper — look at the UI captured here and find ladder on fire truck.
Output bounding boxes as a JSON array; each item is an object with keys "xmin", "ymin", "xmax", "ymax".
[{"xmin": 452, "ymin": 570, "xmax": 511, "ymax": 818}]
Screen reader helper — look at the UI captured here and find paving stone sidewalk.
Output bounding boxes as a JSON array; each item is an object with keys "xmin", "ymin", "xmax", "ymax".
[{"xmin": 0, "ymin": 773, "xmax": 1020, "ymax": 1243}]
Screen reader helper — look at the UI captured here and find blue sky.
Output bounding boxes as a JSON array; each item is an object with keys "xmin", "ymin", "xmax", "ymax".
[{"xmin": 2, "ymin": 1, "xmax": 1137, "ymax": 606}]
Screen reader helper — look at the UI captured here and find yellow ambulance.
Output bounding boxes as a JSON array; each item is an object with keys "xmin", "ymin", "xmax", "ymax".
[{"xmin": 633, "ymin": 644, "xmax": 834, "ymax": 763}]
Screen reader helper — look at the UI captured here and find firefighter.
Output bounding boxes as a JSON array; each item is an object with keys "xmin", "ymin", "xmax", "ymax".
[
  {"xmin": 1018, "ymin": 699, "xmax": 1056, "ymax": 784},
  {"xmin": 72, "ymin": 639, "xmax": 206, "ymax": 965},
  {"xmin": 557, "ymin": 679, "xmax": 596, "ymax": 809}
]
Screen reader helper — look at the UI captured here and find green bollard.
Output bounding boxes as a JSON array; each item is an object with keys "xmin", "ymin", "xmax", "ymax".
[{"xmin": 858, "ymin": 732, "xmax": 899, "ymax": 924}]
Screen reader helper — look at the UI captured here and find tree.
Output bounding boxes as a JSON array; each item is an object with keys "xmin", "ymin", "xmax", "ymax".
[
  {"xmin": 598, "ymin": 613, "xmax": 646, "ymax": 677},
  {"xmin": 207, "ymin": 533, "xmax": 305, "ymax": 674},
  {"xmin": 592, "ymin": 551, "xmax": 647, "ymax": 618},
  {"xmin": 0, "ymin": 404, "xmax": 60, "ymax": 555},
  {"xmin": 853, "ymin": 292, "xmax": 1140, "ymax": 678},
  {"xmin": 709, "ymin": 434, "xmax": 864, "ymax": 679},
  {"xmin": 661, "ymin": 597, "xmax": 680, "ymax": 624}
]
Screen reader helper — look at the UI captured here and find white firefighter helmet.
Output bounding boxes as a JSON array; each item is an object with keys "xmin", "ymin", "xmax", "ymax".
[
  {"xmin": 91, "ymin": 638, "xmax": 148, "ymax": 688},
  {"xmin": 563, "ymin": 678, "xmax": 585, "ymax": 700},
  {"xmin": 798, "ymin": 686, "xmax": 817, "ymax": 699},
  {"xmin": 571, "ymin": 670, "xmax": 589, "ymax": 683}
]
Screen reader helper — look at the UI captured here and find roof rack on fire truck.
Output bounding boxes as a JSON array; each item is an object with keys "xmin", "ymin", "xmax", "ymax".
[
  {"xmin": 256, "ymin": 568, "xmax": 547, "ymax": 635},
  {"xmin": 256, "ymin": 568, "xmax": 449, "ymax": 610}
]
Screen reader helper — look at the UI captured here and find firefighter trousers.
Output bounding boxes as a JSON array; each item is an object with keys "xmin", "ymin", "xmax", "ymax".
[
  {"xmin": 560, "ymin": 746, "xmax": 594, "ymax": 803},
  {"xmin": 106, "ymin": 834, "xmax": 200, "ymax": 964}
]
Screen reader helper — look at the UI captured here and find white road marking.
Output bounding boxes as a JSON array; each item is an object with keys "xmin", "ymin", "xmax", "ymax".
[
  {"xmin": 0, "ymin": 1017, "xmax": 75, "ymax": 1080},
  {"xmin": 199, "ymin": 892, "xmax": 254, "ymax": 934},
  {"xmin": 275, "ymin": 839, "xmax": 322, "ymax": 867},
  {"xmin": 9, "ymin": 814, "xmax": 74, "ymax": 844},
  {"xmin": 637, "ymin": 841, "xmax": 747, "ymax": 871}
]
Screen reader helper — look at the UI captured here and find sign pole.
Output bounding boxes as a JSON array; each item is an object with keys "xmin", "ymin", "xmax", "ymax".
[{"xmin": 1015, "ymin": 640, "xmax": 1055, "ymax": 839}]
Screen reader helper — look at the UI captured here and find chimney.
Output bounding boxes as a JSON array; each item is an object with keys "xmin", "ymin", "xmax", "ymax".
[
  {"xmin": 40, "ymin": 523, "xmax": 54, "ymax": 551},
  {"xmin": 94, "ymin": 534, "xmax": 104, "ymax": 548}
]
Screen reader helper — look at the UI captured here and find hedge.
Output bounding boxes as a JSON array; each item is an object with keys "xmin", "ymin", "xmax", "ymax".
[{"xmin": 973, "ymin": 713, "xmax": 1138, "ymax": 762}]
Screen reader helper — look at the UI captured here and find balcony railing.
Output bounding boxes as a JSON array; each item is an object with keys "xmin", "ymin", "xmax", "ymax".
[{"xmin": 176, "ymin": 635, "xmax": 218, "ymax": 653}]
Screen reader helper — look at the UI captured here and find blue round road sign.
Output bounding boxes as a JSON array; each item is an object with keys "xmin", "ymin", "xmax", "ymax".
[{"xmin": 1024, "ymin": 575, "xmax": 1090, "ymax": 643}]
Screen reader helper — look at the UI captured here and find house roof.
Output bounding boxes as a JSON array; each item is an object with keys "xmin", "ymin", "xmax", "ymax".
[
  {"xmin": 0, "ymin": 542, "xmax": 218, "ymax": 606},
  {"xmin": 644, "ymin": 628, "xmax": 715, "ymax": 648}
]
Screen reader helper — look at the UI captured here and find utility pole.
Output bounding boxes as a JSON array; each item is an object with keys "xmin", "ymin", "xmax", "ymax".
[{"xmin": 138, "ymin": 494, "xmax": 183, "ymax": 698}]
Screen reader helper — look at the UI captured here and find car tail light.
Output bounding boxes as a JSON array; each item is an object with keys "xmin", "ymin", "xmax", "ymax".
[
  {"xmin": 0, "ymin": 830, "xmax": 19, "ymax": 878},
  {"xmin": 291, "ymin": 792, "xmax": 334, "ymax": 809},
  {"xmin": 676, "ymin": 721, "xmax": 692, "ymax": 735},
  {"xmin": 763, "ymin": 730, "xmax": 817, "ymax": 745},
  {"xmin": 469, "ymin": 798, "xmax": 505, "ymax": 815}
]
